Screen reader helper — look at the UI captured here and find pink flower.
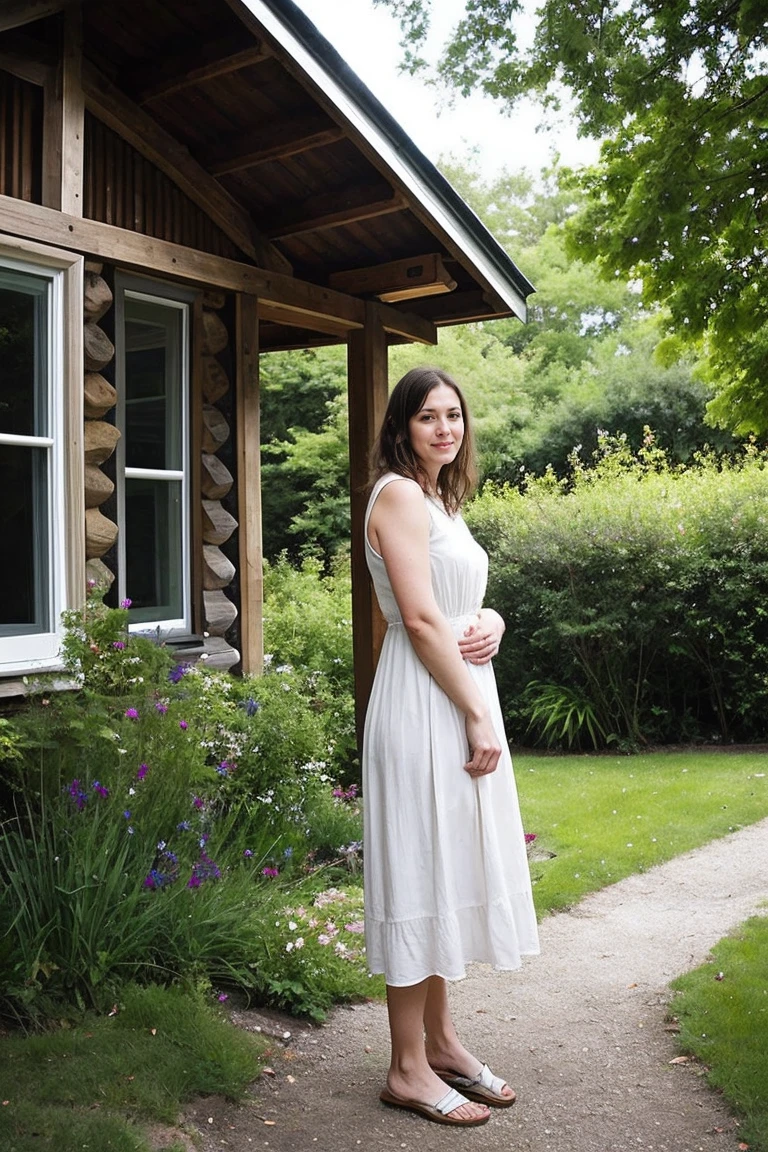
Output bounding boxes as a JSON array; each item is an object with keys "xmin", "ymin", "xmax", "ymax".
[
  {"xmin": 155, "ymin": 702, "xmax": 168, "ymax": 714},
  {"xmin": 261, "ymin": 866, "xmax": 279, "ymax": 879},
  {"xmin": 179, "ymin": 720, "xmax": 188, "ymax": 730},
  {"xmin": 120, "ymin": 598, "xmax": 132, "ymax": 609},
  {"xmin": 217, "ymin": 993, "xmax": 229, "ymax": 1003},
  {"xmin": 344, "ymin": 920, "xmax": 365, "ymax": 934},
  {"xmin": 124, "ymin": 708, "xmax": 139, "ymax": 721}
]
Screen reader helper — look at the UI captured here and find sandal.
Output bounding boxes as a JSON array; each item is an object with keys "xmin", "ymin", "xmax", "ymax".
[
  {"xmin": 379, "ymin": 1085, "xmax": 490, "ymax": 1126},
  {"xmin": 431, "ymin": 1062, "xmax": 516, "ymax": 1107}
]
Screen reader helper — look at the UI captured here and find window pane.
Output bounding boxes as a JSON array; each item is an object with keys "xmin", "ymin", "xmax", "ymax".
[
  {"xmin": 125, "ymin": 477, "xmax": 183, "ymax": 623},
  {"xmin": 124, "ymin": 297, "xmax": 182, "ymax": 470},
  {"xmin": 0, "ymin": 270, "xmax": 48, "ymax": 436},
  {"xmin": 0, "ymin": 444, "xmax": 49, "ymax": 635}
]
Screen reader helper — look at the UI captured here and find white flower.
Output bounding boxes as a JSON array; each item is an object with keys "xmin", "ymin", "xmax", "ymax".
[
  {"xmin": 288, "ymin": 920, "xmax": 297, "ymax": 931},
  {"xmin": 294, "ymin": 937, "xmax": 305, "ymax": 950},
  {"xmin": 128, "ymin": 787, "xmax": 135, "ymax": 796},
  {"xmin": 285, "ymin": 941, "xmax": 294, "ymax": 952}
]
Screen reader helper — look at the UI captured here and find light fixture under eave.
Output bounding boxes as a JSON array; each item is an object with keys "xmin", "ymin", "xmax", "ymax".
[{"xmin": 328, "ymin": 253, "xmax": 457, "ymax": 302}]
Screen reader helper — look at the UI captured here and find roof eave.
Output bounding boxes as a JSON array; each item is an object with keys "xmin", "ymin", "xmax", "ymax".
[{"xmin": 232, "ymin": 0, "xmax": 534, "ymax": 323}]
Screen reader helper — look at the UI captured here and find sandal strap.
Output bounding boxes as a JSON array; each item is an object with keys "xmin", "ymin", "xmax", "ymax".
[
  {"xmin": 434, "ymin": 1088, "xmax": 470, "ymax": 1116},
  {"xmin": 476, "ymin": 1063, "xmax": 507, "ymax": 1095}
]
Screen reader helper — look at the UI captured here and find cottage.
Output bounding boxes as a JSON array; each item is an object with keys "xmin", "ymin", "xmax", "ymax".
[{"xmin": 0, "ymin": 0, "xmax": 532, "ymax": 736}]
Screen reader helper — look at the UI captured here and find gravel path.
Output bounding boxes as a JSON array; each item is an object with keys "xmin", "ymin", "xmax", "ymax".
[{"xmin": 182, "ymin": 817, "xmax": 768, "ymax": 1152}]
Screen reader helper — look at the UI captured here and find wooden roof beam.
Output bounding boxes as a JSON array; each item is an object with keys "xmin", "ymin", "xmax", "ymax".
[
  {"xmin": 0, "ymin": 194, "xmax": 438, "ymax": 345},
  {"xmin": 0, "ymin": 0, "xmax": 65, "ymax": 33},
  {"xmin": 137, "ymin": 43, "xmax": 271, "ymax": 104},
  {"xmin": 328, "ymin": 253, "xmax": 457, "ymax": 302},
  {"xmin": 209, "ymin": 117, "xmax": 346, "ymax": 175},
  {"xmin": 80, "ymin": 59, "xmax": 292, "ymax": 275},
  {"xmin": 267, "ymin": 185, "xmax": 407, "ymax": 240}
]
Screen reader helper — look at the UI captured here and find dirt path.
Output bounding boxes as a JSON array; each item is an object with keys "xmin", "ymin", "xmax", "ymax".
[{"xmin": 182, "ymin": 817, "xmax": 768, "ymax": 1152}]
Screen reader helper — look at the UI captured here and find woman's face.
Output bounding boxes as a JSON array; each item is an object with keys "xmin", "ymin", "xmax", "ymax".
[{"xmin": 407, "ymin": 383, "xmax": 464, "ymax": 480}]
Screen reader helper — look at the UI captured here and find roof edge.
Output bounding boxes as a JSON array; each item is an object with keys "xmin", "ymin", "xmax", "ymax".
[{"xmin": 236, "ymin": 0, "xmax": 534, "ymax": 321}]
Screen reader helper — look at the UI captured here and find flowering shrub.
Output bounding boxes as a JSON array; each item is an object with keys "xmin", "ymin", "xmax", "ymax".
[
  {"xmin": 252, "ymin": 886, "xmax": 383, "ymax": 1020},
  {"xmin": 0, "ymin": 588, "xmax": 366, "ymax": 1023}
]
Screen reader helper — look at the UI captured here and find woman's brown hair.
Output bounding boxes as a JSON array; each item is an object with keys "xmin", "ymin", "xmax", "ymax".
[{"xmin": 370, "ymin": 366, "xmax": 477, "ymax": 514}]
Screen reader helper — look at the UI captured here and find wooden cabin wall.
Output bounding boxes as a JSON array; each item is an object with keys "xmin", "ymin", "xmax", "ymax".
[
  {"xmin": 0, "ymin": 70, "xmax": 42, "ymax": 203},
  {"xmin": 84, "ymin": 115, "xmax": 242, "ymax": 261}
]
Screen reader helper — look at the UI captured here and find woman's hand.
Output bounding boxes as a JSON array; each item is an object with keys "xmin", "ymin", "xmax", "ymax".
[
  {"xmin": 458, "ymin": 609, "xmax": 505, "ymax": 666},
  {"xmin": 464, "ymin": 712, "xmax": 502, "ymax": 777}
]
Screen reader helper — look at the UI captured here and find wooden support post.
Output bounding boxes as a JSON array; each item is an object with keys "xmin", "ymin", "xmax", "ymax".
[
  {"xmin": 42, "ymin": 3, "xmax": 83, "ymax": 214},
  {"xmin": 236, "ymin": 293, "xmax": 263, "ymax": 674},
  {"xmin": 190, "ymin": 294, "xmax": 204, "ymax": 635},
  {"xmin": 347, "ymin": 302, "xmax": 389, "ymax": 750}
]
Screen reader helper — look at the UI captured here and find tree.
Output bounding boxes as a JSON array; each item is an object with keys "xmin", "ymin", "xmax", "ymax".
[{"xmin": 374, "ymin": 0, "xmax": 768, "ymax": 433}]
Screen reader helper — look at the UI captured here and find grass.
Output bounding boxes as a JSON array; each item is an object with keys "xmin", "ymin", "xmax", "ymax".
[
  {"xmin": 671, "ymin": 916, "xmax": 768, "ymax": 1152},
  {"xmin": 514, "ymin": 750, "xmax": 768, "ymax": 916},
  {"xmin": 0, "ymin": 983, "xmax": 268, "ymax": 1152}
]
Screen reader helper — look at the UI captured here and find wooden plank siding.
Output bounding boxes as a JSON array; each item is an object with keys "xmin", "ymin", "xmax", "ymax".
[
  {"xmin": 84, "ymin": 115, "xmax": 244, "ymax": 261},
  {"xmin": 0, "ymin": 70, "xmax": 42, "ymax": 202}
]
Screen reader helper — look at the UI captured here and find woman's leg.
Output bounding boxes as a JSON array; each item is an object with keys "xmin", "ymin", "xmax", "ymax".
[
  {"xmin": 423, "ymin": 976, "xmax": 515, "ymax": 1101},
  {"xmin": 385, "ymin": 980, "xmax": 489, "ymax": 1120}
]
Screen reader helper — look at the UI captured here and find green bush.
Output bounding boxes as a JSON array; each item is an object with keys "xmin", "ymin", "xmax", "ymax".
[
  {"xmin": 263, "ymin": 553, "xmax": 357, "ymax": 781},
  {"xmin": 466, "ymin": 437, "xmax": 768, "ymax": 747}
]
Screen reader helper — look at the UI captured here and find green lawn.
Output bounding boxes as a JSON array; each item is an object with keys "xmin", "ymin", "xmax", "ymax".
[
  {"xmin": 672, "ymin": 916, "xmax": 768, "ymax": 1152},
  {"xmin": 0, "ymin": 984, "xmax": 267, "ymax": 1152},
  {"xmin": 514, "ymin": 750, "xmax": 768, "ymax": 915}
]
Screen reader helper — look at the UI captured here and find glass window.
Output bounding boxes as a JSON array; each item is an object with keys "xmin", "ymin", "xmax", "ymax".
[
  {"xmin": 0, "ymin": 260, "xmax": 65, "ymax": 668},
  {"xmin": 116, "ymin": 282, "xmax": 191, "ymax": 634}
]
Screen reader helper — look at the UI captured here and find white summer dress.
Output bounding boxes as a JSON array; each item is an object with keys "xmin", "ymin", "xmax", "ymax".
[{"xmin": 362, "ymin": 473, "xmax": 540, "ymax": 987}]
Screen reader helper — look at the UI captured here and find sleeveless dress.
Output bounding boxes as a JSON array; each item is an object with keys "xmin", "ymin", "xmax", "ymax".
[{"xmin": 362, "ymin": 473, "xmax": 540, "ymax": 987}]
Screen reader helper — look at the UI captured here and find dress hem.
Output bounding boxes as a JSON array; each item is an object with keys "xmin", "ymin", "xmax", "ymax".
[{"xmin": 367, "ymin": 949, "xmax": 541, "ymax": 988}]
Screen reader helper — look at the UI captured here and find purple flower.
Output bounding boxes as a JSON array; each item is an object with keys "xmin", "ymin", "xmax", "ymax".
[
  {"xmin": 137, "ymin": 763, "xmax": 148, "ymax": 781},
  {"xmin": 87, "ymin": 578, "xmax": 97, "ymax": 589},
  {"xmin": 123, "ymin": 810, "xmax": 131, "ymax": 820},
  {"xmin": 169, "ymin": 663, "xmax": 190, "ymax": 684},
  {"xmin": 155, "ymin": 702, "xmax": 168, "ymax": 715},
  {"xmin": 112, "ymin": 641, "xmax": 126, "ymax": 650},
  {"xmin": 192, "ymin": 797, "xmax": 204, "ymax": 810},
  {"xmin": 217, "ymin": 993, "xmax": 229, "ymax": 1003},
  {"xmin": 67, "ymin": 779, "xmax": 88, "ymax": 810},
  {"xmin": 124, "ymin": 708, "xmax": 139, "ymax": 721},
  {"xmin": 92, "ymin": 781, "xmax": 109, "ymax": 798},
  {"xmin": 179, "ymin": 720, "xmax": 188, "ymax": 730},
  {"xmin": 243, "ymin": 849, "xmax": 254, "ymax": 858},
  {"xmin": 177, "ymin": 820, "xmax": 191, "ymax": 831},
  {"xmin": 187, "ymin": 852, "xmax": 221, "ymax": 888},
  {"xmin": 120, "ymin": 598, "xmax": 132, "ymax": 609},
  {"xmin": 261, "ymin": 866, "xmax": 279, "ymax": 879},
  {"xmin": 215, "ymin": 761, "xmax": 231, "ymax": 777},
  {"xmin": 240, "ymin": 697, "xmax": 260, "ymax": 716}
]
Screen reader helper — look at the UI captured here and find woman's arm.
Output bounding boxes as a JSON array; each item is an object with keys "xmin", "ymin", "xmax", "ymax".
[
  {"xmin": 369, "ymin": 480, "xmax": 501, "ymax": 777},
  {"xmin": 457, "ymin": 608, "xmax": 505, "ymax": 665}
]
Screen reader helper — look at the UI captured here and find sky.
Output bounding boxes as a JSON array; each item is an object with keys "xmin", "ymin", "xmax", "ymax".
[{"xmin": 292, "ymin": 0, "xmax": 600, "ymax": 178}]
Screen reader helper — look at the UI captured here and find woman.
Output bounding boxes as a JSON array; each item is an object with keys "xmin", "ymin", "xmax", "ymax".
[{"xmin": 363, "ymin": 366, "xmax": 539, "ymax": 1127}]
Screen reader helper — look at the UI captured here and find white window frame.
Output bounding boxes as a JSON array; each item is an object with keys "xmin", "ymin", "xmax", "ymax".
[
  {"xmin": 114, "ymin": 274, "xmax": 193, "ymax": 639},
  {"xmin": 0, "ymin": 239, "xmax": 83, "ymax": 677}
]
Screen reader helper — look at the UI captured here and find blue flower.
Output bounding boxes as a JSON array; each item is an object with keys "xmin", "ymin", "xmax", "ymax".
[
  {"xmin": 169, "ymin": 663, "xmax": 190, "ymax": 684},
  {"xmin": 240, "ymin": 697, "xmax": 260, "ymax": 716}
]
